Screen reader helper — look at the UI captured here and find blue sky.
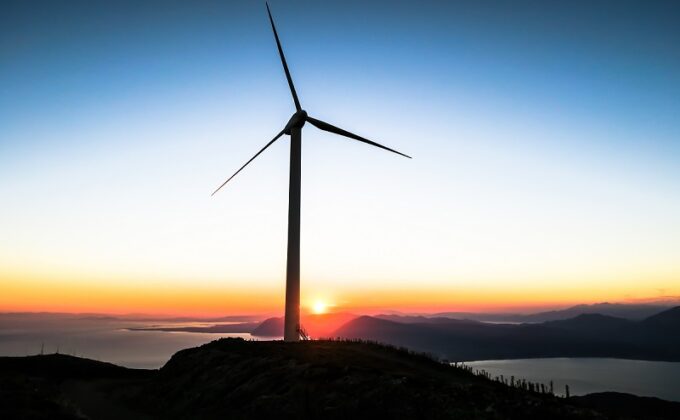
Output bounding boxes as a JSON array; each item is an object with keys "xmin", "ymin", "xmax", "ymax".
[{"xmin": 1, "ymin": 0, "xmax": 679, "ymax": 313}]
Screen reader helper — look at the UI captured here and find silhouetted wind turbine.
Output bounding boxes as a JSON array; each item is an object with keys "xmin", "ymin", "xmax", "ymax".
[{"xmin": 212, "ymin": 3, "xmax": 410, "ymax": 342}]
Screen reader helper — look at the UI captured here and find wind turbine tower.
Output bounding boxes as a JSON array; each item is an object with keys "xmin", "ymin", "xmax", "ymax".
[{"xmin": 212, "ymin": 3, "xmax": 410, "ymax": 342}]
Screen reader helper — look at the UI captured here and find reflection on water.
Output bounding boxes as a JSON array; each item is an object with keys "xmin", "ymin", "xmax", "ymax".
[
  {"xmin": 465, "ymin": 358, "xmax": 680, "ymax": 402},
  {"xmin": 0, "ymin": 314, "xmax": 277, "ymax": 369}
]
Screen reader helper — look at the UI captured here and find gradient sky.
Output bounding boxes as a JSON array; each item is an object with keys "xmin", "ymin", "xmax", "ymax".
[{"xmin": 1, "ymin": 0, "xmax": 679, "ymax": 315}]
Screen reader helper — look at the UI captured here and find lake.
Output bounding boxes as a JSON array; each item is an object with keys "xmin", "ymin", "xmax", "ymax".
[
  {"xmin": 465, "ymin": 358, "xmax": 680, "ymax": 402},
  {"xmin": 0, "ymin": 314, "xmax": 273, "ymax": 368}
]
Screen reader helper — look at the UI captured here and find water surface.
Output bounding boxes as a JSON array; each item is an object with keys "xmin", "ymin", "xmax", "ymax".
[
  {"xmin": 465, "ymin": 358, "xmax": 680, "ymax": 402},
  {"xmin": 0, "ymin": 314, "xmax": 274, "ymax": 368}
]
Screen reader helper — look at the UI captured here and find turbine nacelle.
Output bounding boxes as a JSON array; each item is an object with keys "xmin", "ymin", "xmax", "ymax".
[{"xmin": 283, "ymin": 110, "xmax": 308, "ymax": 135}]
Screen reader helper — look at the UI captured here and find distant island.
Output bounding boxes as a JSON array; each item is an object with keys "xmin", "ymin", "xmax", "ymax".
[{"xmin": 2, "ymin": 338, "xmax": 679, "ymax": 419}]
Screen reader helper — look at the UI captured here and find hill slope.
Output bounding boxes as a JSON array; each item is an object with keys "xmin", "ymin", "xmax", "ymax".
[
  {"xmin": 0, "ymin": 354, "xmax": 150, "ymax": 419},
  {"xmin": 124, "ymin": 338, "xmax": 610, "ymax": 419},
  {"xmin": 642, "ymin": 306, "xmax": 680, "ymax": 329}
]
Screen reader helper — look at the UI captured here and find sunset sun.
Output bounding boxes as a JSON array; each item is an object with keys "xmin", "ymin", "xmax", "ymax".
[{"xmin": 312, "ymin": 300, "xmax": 328, "ymax": 315}]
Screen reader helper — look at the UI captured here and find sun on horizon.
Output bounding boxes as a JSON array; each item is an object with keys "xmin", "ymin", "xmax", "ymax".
[{"xmin": 311, "ymin": 300, "xmax": 329, "ymax": 315}]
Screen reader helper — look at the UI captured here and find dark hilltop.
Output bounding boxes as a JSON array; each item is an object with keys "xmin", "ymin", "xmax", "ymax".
[{"xmin": 2, "ymin": 338, "xmax": 680, "ymax": 419}]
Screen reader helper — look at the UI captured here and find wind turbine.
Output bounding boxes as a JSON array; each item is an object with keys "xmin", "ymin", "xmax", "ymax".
[{"xmin": 212, "ymin": 3, "xmax": 410, "ymax": 342}]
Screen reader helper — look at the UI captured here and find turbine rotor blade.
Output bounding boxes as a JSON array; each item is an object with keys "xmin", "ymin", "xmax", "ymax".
[
  {"xmin": 266, "ymin": 2, "xmax": 301, "ymax": 111},
  {"xmin": 306, "ymin": 116, "xmax": 411, "ymax": 159},
  {"xmin": 211, "ymin": 130, "xmax": 286, "ymax": 196}
]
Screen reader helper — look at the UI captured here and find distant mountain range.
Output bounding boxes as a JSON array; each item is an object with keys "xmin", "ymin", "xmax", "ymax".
[
  {"xmin": 334, "ymin": 307, "xmax": 680, "ymax": 362},
  {"xmin": 2, "ymin": 301, "xmax": 671, "ymax": 326},
  {"xmin": 421, "ymin": 302, "xmax": 673, "ymax": 323},
  {"xmin": 27, "ymin": 301, "xmax": 673, "ymax": 363},
  {"xmin": 246, "ymin": 305, "xmax": 680, "ymax": 362}
]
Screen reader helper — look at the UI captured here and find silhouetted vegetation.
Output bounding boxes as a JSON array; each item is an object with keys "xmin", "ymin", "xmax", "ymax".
[{"xmin": 456, "ymin": 362, "xmax": 562, "ymax": 397}]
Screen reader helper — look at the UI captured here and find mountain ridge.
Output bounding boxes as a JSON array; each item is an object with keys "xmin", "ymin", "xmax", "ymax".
[{"xmin": 331, "ymin": 307, "xmax": 680, "ymax": 362}]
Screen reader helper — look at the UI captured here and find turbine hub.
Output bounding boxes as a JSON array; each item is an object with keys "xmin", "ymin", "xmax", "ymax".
[{"xmin": 284, "ymin": 110, "xmax": 307, "ymax": 134}]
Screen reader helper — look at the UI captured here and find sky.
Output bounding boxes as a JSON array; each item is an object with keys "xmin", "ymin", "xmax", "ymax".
[{"xmin": 1, "ymin": 0, "xmax": 679, "ymax": 316}]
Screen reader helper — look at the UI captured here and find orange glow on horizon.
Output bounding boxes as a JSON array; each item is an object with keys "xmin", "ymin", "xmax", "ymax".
[{"xmin": 2, "ymin": 268, "xmax": 678, "ymax": 317}]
